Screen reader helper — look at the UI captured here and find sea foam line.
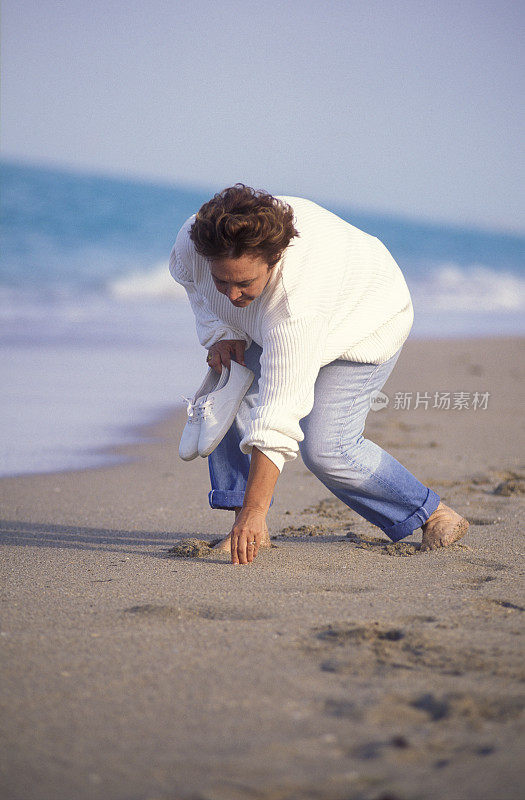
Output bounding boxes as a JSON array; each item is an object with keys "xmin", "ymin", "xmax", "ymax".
[
  {"xmin": 408, "ymin": 263, "xmax": 524, "ymax": 312},
  {"xmin": 108, "ymin": 260, "xmax": 525, "ymax": 312},
  {"xmin": 109, "ymin": 262, "xmax": 187, "ymax": 300}
]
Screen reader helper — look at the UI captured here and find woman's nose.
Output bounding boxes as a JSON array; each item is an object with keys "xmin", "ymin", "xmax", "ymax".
[{"xmin": 226, "ymin": 285, "xmax": 242, "ymax": 302}]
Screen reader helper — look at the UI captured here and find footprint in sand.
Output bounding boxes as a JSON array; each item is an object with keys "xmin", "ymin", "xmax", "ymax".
[
  {"xmin": 291, "ymin": 583, "xmax": 374, "ymax": 595},
  {"xmin": 482, "ymin": 598, "xmax": 524, "ymax": 612},
  {"xmin": 464, "ymin": 575, "xmax": 498, "ymax": 589},
  {"xmin": 462, "ymin": 556, "xmax": 508, "ymax": 572},
  {"xmin": 344, "ymin": 532, "xmax": 420, "ymax": 557},
  {"xmin": 123, "ymin": 603, "xmax": 273, "ymax": 622},
  {"xmin": 277, "ymin": 523, "xmax": 333, "ymax": 537},
  {"xmin": 123, "ymin": 604, "xmax": 197, "ymax": 621},
  {"xmin": 410, "ymin": 691, "xmax": 525, "ymax": 725},
  {"xmin": 196, "ymin": 607, "xmax": 274, "ymax": 621},
  {"xmin": 493, "ymin": 476, "xmax": 525, "ymax": 496},
  {"xmin": 302, "ymin": 497, "xmax": 355, "ymax": 521},
  {"xmin": 307, "ymin": 621, "xmax": 523, "ymax": 680}
]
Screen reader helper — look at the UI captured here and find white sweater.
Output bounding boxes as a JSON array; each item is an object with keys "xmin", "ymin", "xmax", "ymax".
[{"xmin": 169, "ymin": 196, "xmax": 413, "ymax": 472}]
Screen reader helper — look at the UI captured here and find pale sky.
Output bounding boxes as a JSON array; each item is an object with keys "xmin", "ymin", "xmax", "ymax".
[{"xmin": 2, "ymin": 0, "xmax": 524, "ymax": 232}]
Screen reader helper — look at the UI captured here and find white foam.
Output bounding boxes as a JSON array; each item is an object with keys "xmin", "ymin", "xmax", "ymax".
[
  {"xmin": 109, "ymin": 262, "xmax": 187, "ymax": 300},
  {"xmin": 409, "ymin": 263, "xmax": 525, "ymax": 312},
  {"xmin": 107, "ymin": 260, "xmax": 525, "ymax": 312}
]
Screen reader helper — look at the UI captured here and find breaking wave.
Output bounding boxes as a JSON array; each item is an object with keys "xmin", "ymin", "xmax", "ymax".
[
  {"xmin": 109, "ymin": 262, "xmax": 187, "ymax": 300},
  {"xmin": 409, "ymin": 263, "xmax": 524, "ymax": 312},
  {"xmin": 107, "ymin": 260, "xmax": 525, "ymax": 312}
]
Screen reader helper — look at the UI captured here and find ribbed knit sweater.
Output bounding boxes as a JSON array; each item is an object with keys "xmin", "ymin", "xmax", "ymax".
[{"xmin": 169, "ymin": 196, "xmax": 414, "ymax": 472}]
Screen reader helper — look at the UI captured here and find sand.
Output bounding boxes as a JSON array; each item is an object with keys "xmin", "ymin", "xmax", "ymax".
[{"xmin": 0, "ymin": 336, "xmax": 524, "ymax": 800}]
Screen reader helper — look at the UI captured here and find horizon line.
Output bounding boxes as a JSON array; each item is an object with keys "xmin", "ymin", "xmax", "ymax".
[{"xmin": 2, "ymin": 154, "xmax": 524, "ymax": 241}]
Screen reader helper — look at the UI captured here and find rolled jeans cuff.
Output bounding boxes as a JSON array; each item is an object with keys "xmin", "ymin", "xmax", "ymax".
[
  {"xmin": 208, "ymin": 490, "xmax": 246, "ymax": 510},
  {"xmin": 208, "ymin": 490, "xmax": 274, "ymax": 511},
  {"xmin": 382, "ymin": 488, "xmax": 441, "ymax": 542}
]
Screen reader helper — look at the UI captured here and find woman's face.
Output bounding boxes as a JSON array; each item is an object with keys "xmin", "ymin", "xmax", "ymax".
[{"xmin": 209, "ymin": 254, "xmax": 273, "ymax": 307}]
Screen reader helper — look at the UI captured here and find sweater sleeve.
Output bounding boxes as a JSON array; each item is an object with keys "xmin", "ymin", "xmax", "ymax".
[
  {"xmin": 168, "ymin": 230, "xmax": 252, "ymax": 349},
  {"xmin": 239, "ymin": 315, "xmax": 327, "ymax": 472}
]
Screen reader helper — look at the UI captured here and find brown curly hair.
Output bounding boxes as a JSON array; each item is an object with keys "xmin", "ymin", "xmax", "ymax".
[{"xmin": 189, "ymin": 184, "xmax": 299, "ymax": 267}]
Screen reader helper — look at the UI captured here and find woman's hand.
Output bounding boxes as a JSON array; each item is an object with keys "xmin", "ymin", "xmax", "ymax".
[
  {"xmin": 207, "ymin": 339, "xmax": 246, "ymax": 373},
  {"xmin": 229, "ymin": 448, "xmax": 280, "ymax": 565},
  {"xmin": 230, "ymin": 507, "xmax": 267, "ymax": 565}
]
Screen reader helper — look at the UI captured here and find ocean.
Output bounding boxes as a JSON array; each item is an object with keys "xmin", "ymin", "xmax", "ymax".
[{"xmin": 1, "ymin": 160, "xmax": 524, "ymax": 477}]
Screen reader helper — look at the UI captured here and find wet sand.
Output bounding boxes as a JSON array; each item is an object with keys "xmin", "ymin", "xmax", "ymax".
[{"xmin": 1, "ymin": 336, "xmax": 524, "ymax": 800}]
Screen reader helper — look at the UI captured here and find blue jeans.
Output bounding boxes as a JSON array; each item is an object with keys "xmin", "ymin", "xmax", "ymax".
[{"xmin": 208, "ymin": 343, "xmax": 440, "ymax": 542}]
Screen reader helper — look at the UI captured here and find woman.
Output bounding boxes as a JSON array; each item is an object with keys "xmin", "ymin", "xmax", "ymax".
[{"xmin": 169, "ymin": 184, "xmax": 469, "ymax": 565}]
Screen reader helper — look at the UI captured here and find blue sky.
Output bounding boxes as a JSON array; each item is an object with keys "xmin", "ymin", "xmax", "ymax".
[{"xmin": 2, "ymin": 0, "xmax": 524, "ymax": 232}]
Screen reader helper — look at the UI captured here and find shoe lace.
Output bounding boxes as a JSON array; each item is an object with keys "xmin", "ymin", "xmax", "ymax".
[
  {"xmin": 181, "ymin": 395, "xmax": 214, "ymax": 421},
  {"xmin": 181, "ymin": 395, "xmax": 202, "ymax": 421},
  {"xmin": 199, "ymin": 397, "xmax": 214, "ymax": 419}
]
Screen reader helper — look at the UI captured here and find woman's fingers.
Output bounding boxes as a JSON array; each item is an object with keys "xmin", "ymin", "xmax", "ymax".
[
  {"xmin": 206, "ymin": 347, "xmax": 219, "ymax": 372},
  {"xmin": 245, "ymin": 537, "xmax": 255, "ymax": 563},
  {"xmin": 207, "ymin": 340, "xmax": 248, "ymax": 374},
  {"xmin": 218, "ymin": 346, "xmax": 231, "ymax": 370},
  {"xmin": 207, "ymin": 353, "xmax": 221, "ymax": 373},
  {"xmin": 231, "ymin": 537, "xmax": 246, "ymax": 565},
  {"xmin": 207, "ymin": 340, "xmax": 247, "ymax": 373},
  {"xmin": 207, "ymin": 345, "xmax": 229, "ymax": 372},
  {"xmin": 237, "ymin": 534, "xmax": 248, "ymax": 564},
  {"xmin": 230, "ymin": 527, "xmax": 258, "ymax": 565},
  {"xmin": 229, "ymin": 508, "xmax": 268, "ymax": 565},
  {"xmin": 230, "ymin": 529, "xmax": 244, "ymax": 564},
  {"xmin": 234, "ymin": 340, "xmax": 246, "ymax": 366},
  {"xmin": 218, "ymin": 343, "xmax": 234, "ymax": 369},
  {"xmin": 231, "ymin": 534, "xmax": 239, "ymax": 564}
]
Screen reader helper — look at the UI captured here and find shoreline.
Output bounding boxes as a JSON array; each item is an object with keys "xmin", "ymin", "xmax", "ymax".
[
  {"xmin": 3, "ymin": 332, "xmax": 523, "ymax": 482},
  {"xmin": 1, "ymin": 335, "xmax": 524, "ymax": 800}
]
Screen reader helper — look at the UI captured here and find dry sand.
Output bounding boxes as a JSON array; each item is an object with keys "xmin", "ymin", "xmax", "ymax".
[{"xmin": 1, "ymin": 336, "xmax": 524, "ymax": 800}]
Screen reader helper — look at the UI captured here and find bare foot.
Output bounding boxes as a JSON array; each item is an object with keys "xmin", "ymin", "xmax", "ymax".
[{"xmin": 420, "ymin": 501, "xmax": 470, "ymax": 551}]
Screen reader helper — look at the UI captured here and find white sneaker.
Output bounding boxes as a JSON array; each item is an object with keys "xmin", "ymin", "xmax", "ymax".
[
  {"xmin": 198, "ymin": 360, "xmax": 255, "ymax": 457},
  {"xmin": 178, "ymin": 367, "xmax": 229, "ymax": 461}
]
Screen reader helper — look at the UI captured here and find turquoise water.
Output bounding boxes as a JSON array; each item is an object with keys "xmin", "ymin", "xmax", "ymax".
[{"xmin": 1, "ymin": 160, "xmax": 524, "ymax": 476}]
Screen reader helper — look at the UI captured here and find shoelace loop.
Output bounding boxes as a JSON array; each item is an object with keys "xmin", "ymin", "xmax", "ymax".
[
  {"xmin": 181, "ymin": 395, "xmax": 214, "ymax": 420},
  {"xmin": 199, "ymin": 398, "xmax": 214, "ymax": 418}
]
